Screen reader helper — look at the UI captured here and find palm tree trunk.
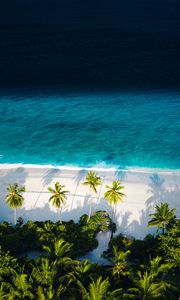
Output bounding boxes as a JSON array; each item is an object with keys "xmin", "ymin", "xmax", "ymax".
[
  {"xmin": 71, "ymin": 182, "xmax": 79, "ymax": 210},
  {"xmin": 111, "ymin": 205, "xmax": 114, "ymax": 239},
  {"xmin": 88, "ymin": 188, "xmax": 92, "ymax": 222},
  {"xmin": 58, "ymin": 208, "xmax": 62, "ymax": 224},
  {"xmin": 88, "ymin": 202, "xmax": 92, "ymax": 222},
  {"xmin": 162, "ymin": 223, "xmax": 165, "ymax": 235},
  {"xmin": 14, "ymin": 208, "xmax": 17, "ymax": 225}
]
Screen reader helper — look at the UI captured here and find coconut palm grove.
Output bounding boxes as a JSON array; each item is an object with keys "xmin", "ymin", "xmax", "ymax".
[{"xmin": 0, "ymin": 171, "xmax": 180, "ymax": 299}]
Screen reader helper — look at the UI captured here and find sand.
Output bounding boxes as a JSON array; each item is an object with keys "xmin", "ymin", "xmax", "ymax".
[{"xmin": 0, "ymin": 164, "xmax": 179, "ymax": 239}]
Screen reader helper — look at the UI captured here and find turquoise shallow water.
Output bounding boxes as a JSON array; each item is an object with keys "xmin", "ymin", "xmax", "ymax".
[{"xmin": 0, "ymin": 89, "xmax": 179, "ymax": 169}]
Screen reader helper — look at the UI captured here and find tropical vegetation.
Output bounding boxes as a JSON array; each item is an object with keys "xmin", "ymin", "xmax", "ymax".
[
  {"xmin": 5, "ymin": 183, "xmax": 25, "ymax": 225},
  {"xmin": 48, "ymin": 182, "xmax": 69, "ymax": 223},
  {"xmin": 1, "ymin": 175, "xmax": 179, "ymax": 299},
  {"xmin": 104, "ymin": 181, "xmax": 126, "ymax": 238},
  {"xmin": 82, "ymin": 171, "xmax": 102, "ymax": 220},
  {"xmin": 0, "ymin": 210, "xmax": 179, "ymax": 299},
  {"xmin": 148, "ymin": 202, "xmax": 176, "ymax": 234}
]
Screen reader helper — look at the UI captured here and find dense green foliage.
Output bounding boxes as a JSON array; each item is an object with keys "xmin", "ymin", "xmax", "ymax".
[
  {"xmin": 0, "ymin": 208, "xmax": 179, "ymax": 299},
  {"xmin": 1, "ymin": 178, "xmax": 179, "ymax": 299},
  {"xmin": 0, "ymin": 211, "xmax": 111, "ymax": 257},
  {"xmin": 148, "ymin": 203, "xmax": 176, "ymax": 234}
]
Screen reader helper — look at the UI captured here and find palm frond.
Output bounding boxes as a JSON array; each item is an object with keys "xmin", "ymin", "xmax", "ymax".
[
  {"xmin": 82, "ymin": 171, "xmax": 102, "ymax": 195},
  {"xmin": 104, "ymin": 181, "xmax": 126, "ymax": 206}
]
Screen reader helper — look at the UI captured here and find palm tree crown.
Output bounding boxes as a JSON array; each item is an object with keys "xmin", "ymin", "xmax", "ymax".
[
  {"xmin": 5, "ymin": 183, "xmax": 25, "ymax": 209},
  {"xmin": 110, "ymin": 246, "xmax": 130, "ymax": 278},
  {"xmin": 5, "ymin": 183, "xmax": 25, "ymax": 225},
  {"xmin": 82, "ymin": 171, "xmax": 102, "ymax": 194},
  {"xmin": 36, "ymin": 221, "xmax": 55, "ymax": 243},
  {"xmin": 148, "ymin": 203, "xmax": 176, "ymax": 234},
  {"xmin": 104, "ymin": 181, "xmax": 125, "ymax": 207},
  {"xmin": 127, "ymin": 271, "xmax": 166, "ymax": 300},
  {"xmin": 43, "ymin": 238, "xmax": 72, "ymax": 261},
  {"xmin": 78, "ymin": 276, "xmax": 110, "ymax": 300},
  {"xmin": 48, "ymin": 182, "xmax": 69, "ymax": 222},
  {"xmin": 48, "ymin": 182, "xmax": 69, "ymax": 209}
]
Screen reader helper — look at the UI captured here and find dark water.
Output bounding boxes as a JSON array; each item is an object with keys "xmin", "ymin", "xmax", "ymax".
[
  {"xmin": 0, "ymin": 1, "xmax": 180, "ymax": 169},
  {"xmin": 0, "ymin": 26, "xmax": 180, "ymax": 91}
]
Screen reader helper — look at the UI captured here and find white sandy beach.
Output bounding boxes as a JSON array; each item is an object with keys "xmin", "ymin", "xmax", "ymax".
[{"xmin": 0, "ymin": 164, "xmax": 179, "ymax": 239}]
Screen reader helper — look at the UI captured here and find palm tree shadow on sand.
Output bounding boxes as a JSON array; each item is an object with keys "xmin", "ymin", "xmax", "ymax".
[
  {"xmin": 2, "ymin": 169, "xmax": 179, "ymax": 239},
  {"xmin": 20, "ymin": 203, "xmax": 56, "ymax": 222},
  {"xmin": 71, "ymin": 169, "xmax": 88, "ymax": 210},
  {"xmin": 19, "ymin": 193, "xmax": 111, "ymax": 225},
  {"xmin": 32, "ymin": 168, "xmax": 62, "ymax": 210},
  {"xmin": 127, "ymin": 209, "xmax": 155, "ymax": 239},
  {"xmin": 114, "ymin": 210, "xmax": 133, "ymax": 238},
  {"xmin": 115, "ymin": 167, "xmax": 127, "ymax": 182},
  {"xmin": 64, "ymin": 194, "xmax": 90, "ymax": 221},
  {"xmin": 42, "ymin": 168, "xmax": 61, "ymax": 186},
  {"xmin": 146, "ymin": 173, "xmax": 166, "ymax": 207},
  {"xmin": 146, "ymin": 173, "xmax": 180, "ymax": 216},
  {"xmin": 126, "ymin": 174, "xmax": 167, "ymax": 238},
  {"xmin": 126, "ymin": 172, "xmax": 180, "ymax": 238}
]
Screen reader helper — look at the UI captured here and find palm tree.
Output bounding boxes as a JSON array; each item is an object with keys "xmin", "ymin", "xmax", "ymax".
[
  {"xmin": 31, "ymin": 257, "xmax": 57, "ymax": 287},
  {"xmin": 148, "ymin": 203, "xmax": 176, "ymax": 234},
  {"xmin": 48, "ymin": 182, "xmax": 69, "ymax": 223},
  {"xmin": 78, "ymin": 276, "xmax": 125, "ymax": 300},
  {"xmin": 82, "ymin": 171, "xmax": 102, "ymax": 221},
  {"xmin": 127, "ymin": 271, "xmax": 167, "ymax": 300},
  {"xmin": 43, "ymin": 238, "xmax": 72, "ymax": 263},
  {"xmin": 31, "ymin": 256, "xmax": 66, "ymax": 300},
  {"xmin": 0, "ymin": 283, "xmax": 7, "ymax": 299},
  {"xmin": 125, "ymin": 257, "xmax": 176, "ymax": 300},
  {"xmin": 104, "ymin": 181, "xmax": 126, "ymax": 238},
  {"xmin": 69, "ymin": 259, "xmax": 92, "ymax": 286},
  {"xmin": 1, "ymin": 271, "xmax": 33, "ymax": 300},
  {"xmin": 5, "ymin": 183, "xmax": 25, "ymax": 225},
  {"xmin": 149, "ymin": 256, "xmax": 171, "ymax": 279},
  {"xmin": 110, "ymin": 246, "xmax": 130, "ymax": 278},
  {"xmin": 73, "ymin": 259, "xmax": 92, "ymax": 279},
  {"xmin": 36, "ymin": 222, "xmax": 55, "ymax": 244},
  {"xmin": 37, "ymin": 284, "xmax": 65, "ymax": 300},
  {"xmin": 78, "ymin": 276, "xmax": 110, "ymax": 300}
]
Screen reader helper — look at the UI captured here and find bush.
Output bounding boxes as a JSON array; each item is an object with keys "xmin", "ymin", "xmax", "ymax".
[
  {"xmin": 0, "ymin": 212, "xmax": 111, "ymax": 257},
  {"xmin": 80, "ymin": 211, "xmax": 112, "ymax": 233},
  {"xmin": 108, "ymin": 234, "xmax": 133, "ymax": 252},
  {"xmin": 129, "ymin": 234, "xmax": 160, "ymax": 264}
]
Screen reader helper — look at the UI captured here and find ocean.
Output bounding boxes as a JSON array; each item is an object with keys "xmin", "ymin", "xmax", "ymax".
[
  {"xmin": 0, "ymin": 26, "xmax": 179, "ymax": 169},
  {"xmin": 0, "ymin": 89, "xmax": 179, "ymax": 169}
]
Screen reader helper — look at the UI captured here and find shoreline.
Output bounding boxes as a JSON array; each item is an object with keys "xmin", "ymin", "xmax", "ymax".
[
  {"xmin": 0, "ymin": 163, "xmax": 179, "ymax": 239},
  {"xmin": 0, "ymin": 163, "xmax": 179, "ymax": 174}
]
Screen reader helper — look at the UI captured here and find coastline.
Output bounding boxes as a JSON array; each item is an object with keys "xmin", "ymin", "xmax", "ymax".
[
  {"xmin": 0, "ymin": 163, "xmax": 179, "ymax": 239},
  {"xmin": 0, "ymin": 163, "xmax": 180, "ymax": 174}
]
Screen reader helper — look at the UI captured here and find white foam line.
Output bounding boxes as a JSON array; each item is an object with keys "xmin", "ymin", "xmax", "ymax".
[{"xmin": 0, "ymin": 163, "xmax": 179, "ymax": 174}]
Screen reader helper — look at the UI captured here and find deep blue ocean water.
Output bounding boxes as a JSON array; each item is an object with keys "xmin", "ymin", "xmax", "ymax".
[{"xmin": 0, "ymin": 25, "xmax": 180, "ymax": 169}]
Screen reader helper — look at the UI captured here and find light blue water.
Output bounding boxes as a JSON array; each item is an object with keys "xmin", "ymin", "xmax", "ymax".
[{"xmin": 0, "ymin": 90, "xmax": 179, "ymax": 169}]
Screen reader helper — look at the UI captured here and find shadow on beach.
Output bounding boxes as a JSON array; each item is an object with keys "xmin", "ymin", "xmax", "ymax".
[
  {"xmin": 0, "ymin": 167, "xmax": 28, "ymax": 224},
  {"xmin": 125, "ymin": 172, "xmax": 180, "ymax": 238},
  {"xmin": 0, "ymin": 167, "xmax": 180, "ymax": 239}
]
